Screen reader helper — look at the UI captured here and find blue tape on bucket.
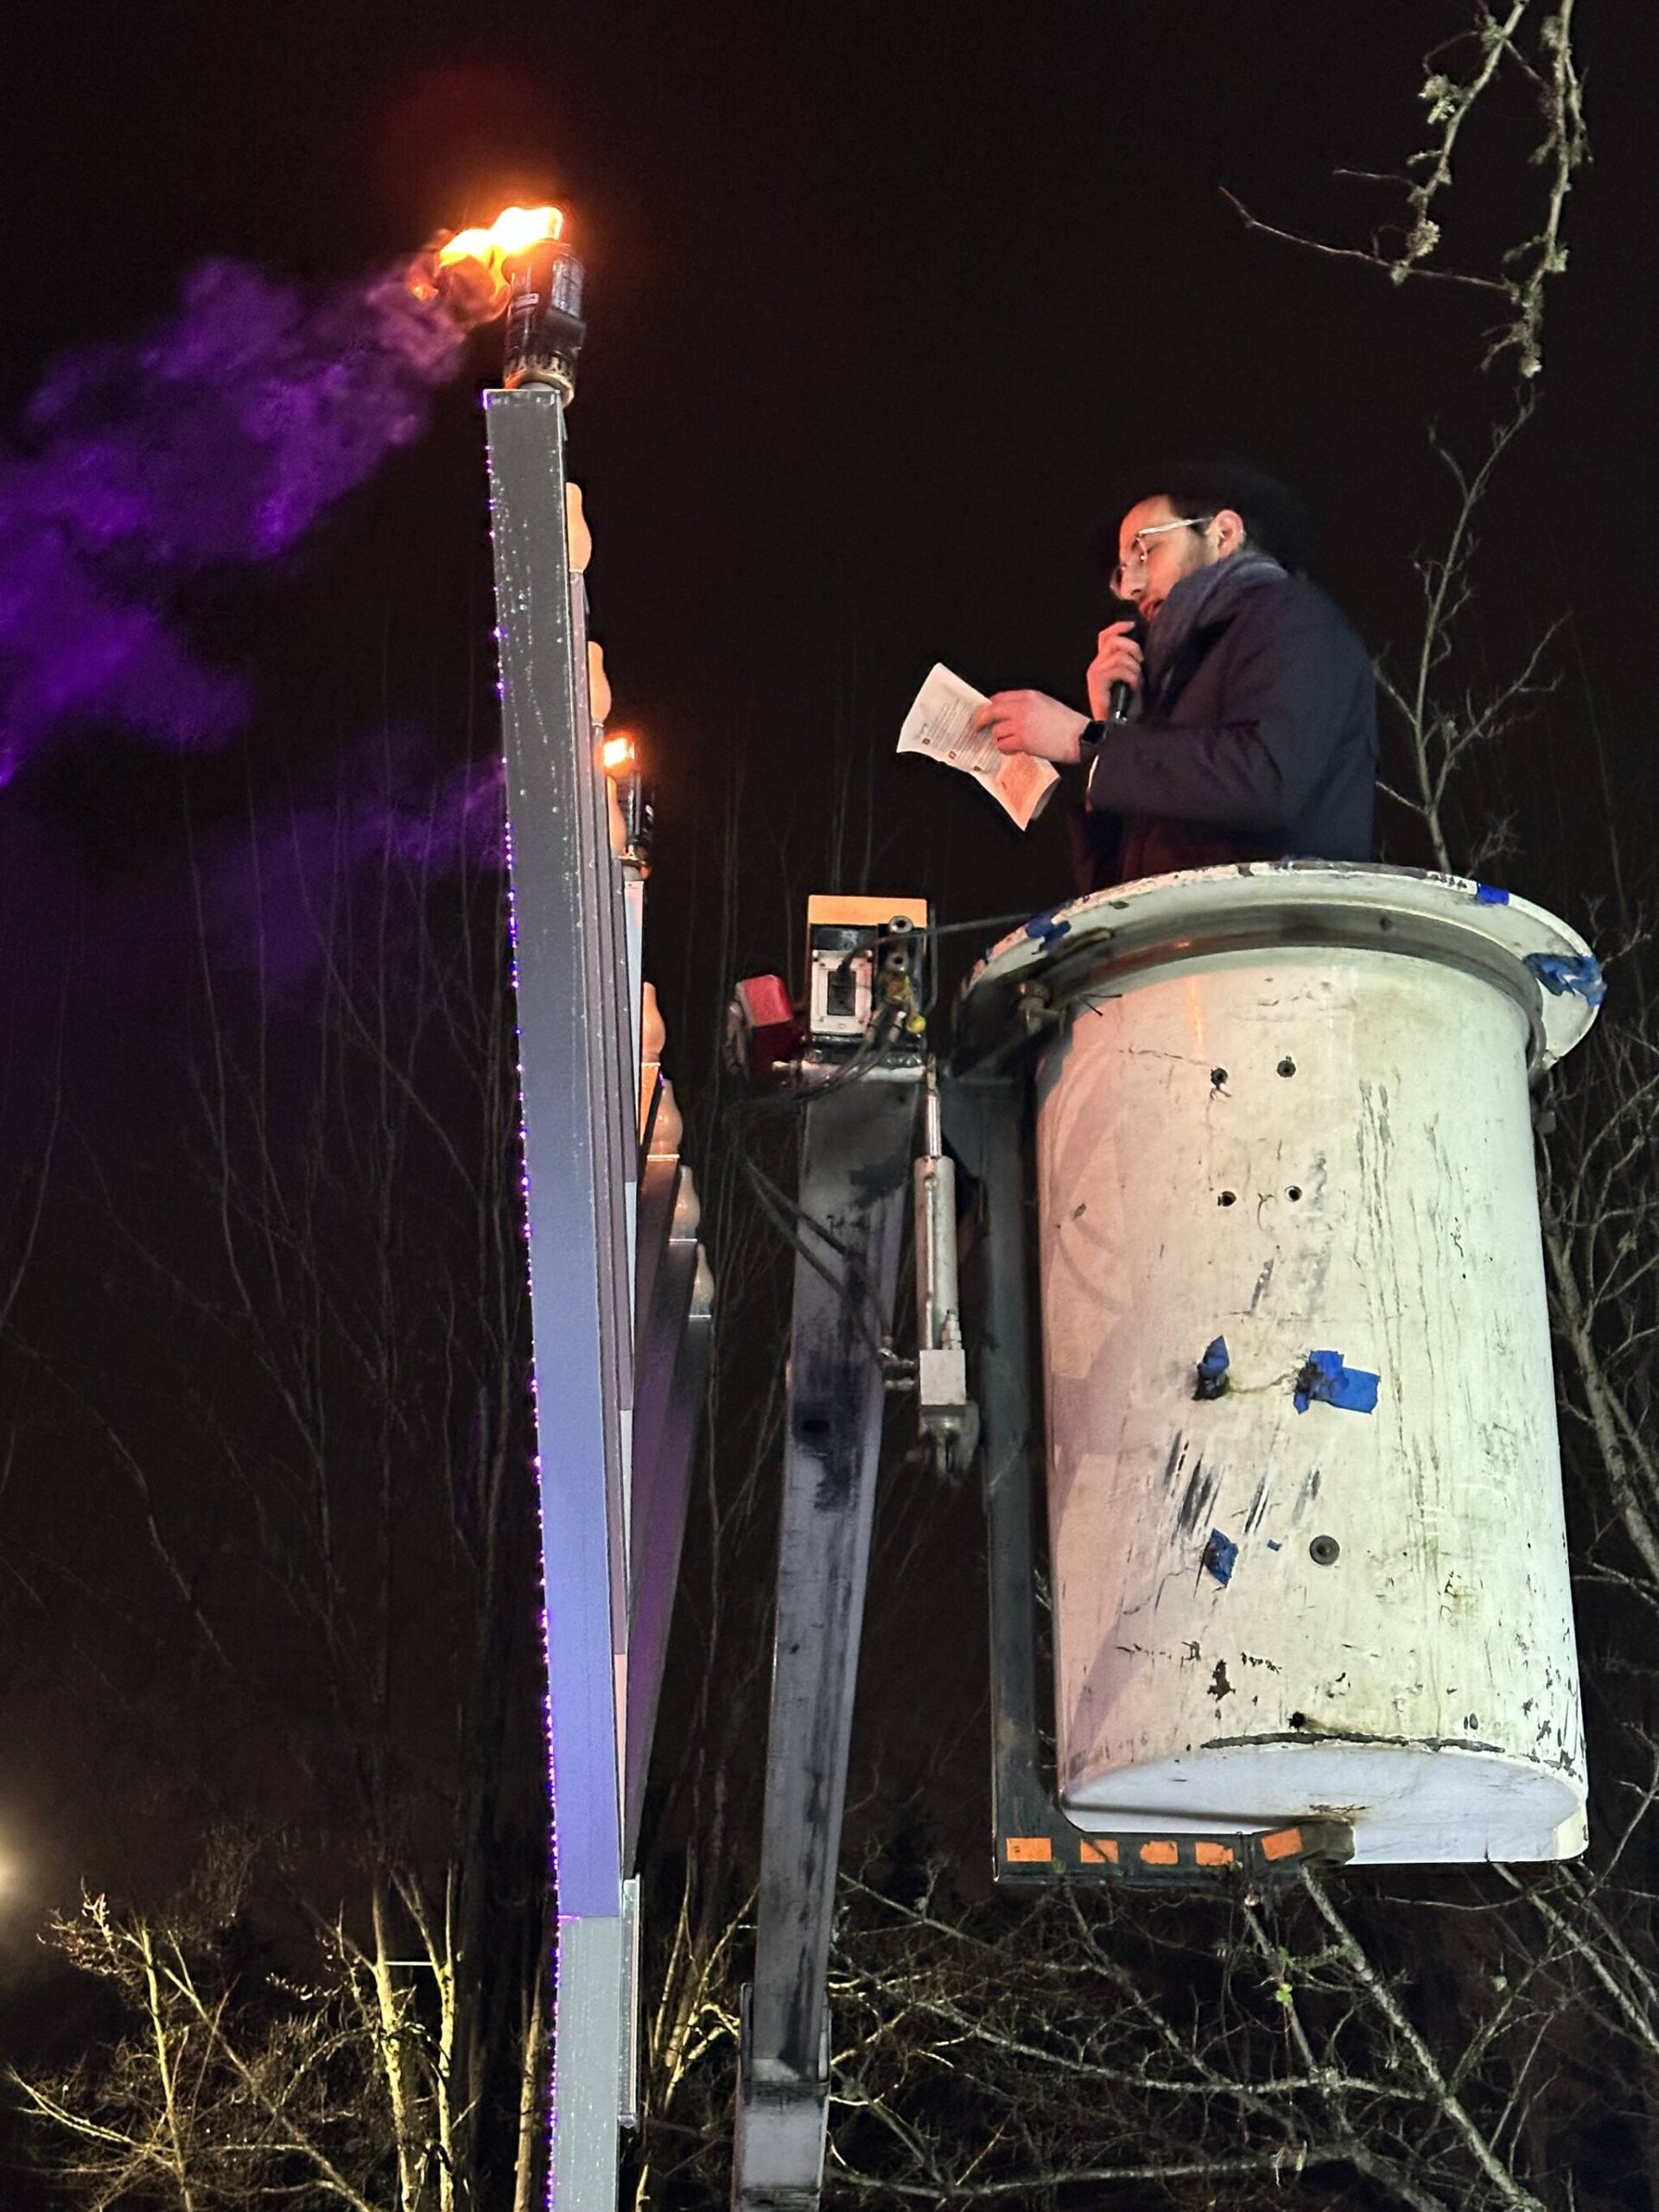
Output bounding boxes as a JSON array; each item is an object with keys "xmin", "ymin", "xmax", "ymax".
[
  {"xmin": 1193, "ymin": 1336, "xmax": 1230, "ymax": 1400},
  {"xmin": 1474, "ymin": 883, "xmax": 1510, "ymax": 906},
  {"xmin": 1524, "ymin": 951, "xmax": 1606, "ymax": 1008},
  {"xmin": 1202, "ymin": 1529, "xmax": 1237, "ymax": 1586},
  {"xmin": 1024, "ymin": 909, "xmax": 1071, "ymax": 947},
  {"xmin": 1294, "ymin": 1349, "xmax": 1380, "ymax": 1415}
]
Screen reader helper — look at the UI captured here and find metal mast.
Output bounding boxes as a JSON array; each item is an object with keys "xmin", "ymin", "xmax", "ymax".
[{"xmin": 482, "ymin": 227, "xmax": 711, "ymax": 2209}]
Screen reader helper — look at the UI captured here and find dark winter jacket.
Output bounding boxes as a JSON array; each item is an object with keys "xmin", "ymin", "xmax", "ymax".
[{"xmin": 1079, "ymin": 559, "xmax": 1377, "ymax": 889}]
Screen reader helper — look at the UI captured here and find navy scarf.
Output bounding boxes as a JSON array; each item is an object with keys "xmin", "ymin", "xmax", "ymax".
[{"xmin": 1142, "ymin": 549, "xmax": 1287, "ymax": 713}]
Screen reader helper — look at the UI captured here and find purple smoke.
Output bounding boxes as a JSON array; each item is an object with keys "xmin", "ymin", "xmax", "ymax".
[
  {"xmin": 196, "ymin": 727, "xmax": 506, "ymax": 991},
  {"xmin": 0, "ymin": 257, "xmax": 466, "ymax": 784}
]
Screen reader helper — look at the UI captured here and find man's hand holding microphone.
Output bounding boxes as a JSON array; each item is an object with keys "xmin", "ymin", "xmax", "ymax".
[{"xmin": 970, "ymin": 617, "xmax": 1146, "ymax": 764}]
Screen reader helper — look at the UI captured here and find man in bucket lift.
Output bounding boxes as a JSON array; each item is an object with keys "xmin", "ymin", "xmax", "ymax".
[{"xmin": 975, "ymin": 454, "xmax": 1377, "ymax": 889}]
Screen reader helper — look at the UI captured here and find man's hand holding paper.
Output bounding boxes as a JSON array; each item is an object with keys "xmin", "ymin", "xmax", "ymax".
[
  {"xmin": 970, "ymin": 689, "xmax": 1090, "ymax": 766},
  {"xmin": 896, "ymin": 664, "xmax": 1058, "ymax": 832}
]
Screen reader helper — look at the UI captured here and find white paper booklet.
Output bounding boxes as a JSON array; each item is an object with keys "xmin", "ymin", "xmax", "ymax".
[{"xmin": 896, "ymin": 664, "xmax": 1058, "ymax": 831}]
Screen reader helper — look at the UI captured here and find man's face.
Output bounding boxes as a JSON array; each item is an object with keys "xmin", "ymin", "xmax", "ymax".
[{"xmin": 1114, "ymin": 495, "xmax": 1217, "ymax": 626}]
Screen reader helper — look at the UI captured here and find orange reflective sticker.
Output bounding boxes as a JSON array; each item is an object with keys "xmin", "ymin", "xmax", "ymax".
[
  {"xmin": 1005, "ymin": 1836, "xmax": 1052, "ymax": 1864},
  {"xmin": 1137, "ymin": 1839, "xmax": 1180, "ymax": 1866},
  {"xmin": 1079, "ymin": 1838, "xmax": 1119, "ymax": 1864},
  {"xmin": 1261, "ymin": 1827, "xmax": 1305, "ymax": 1861},
  {"xmin": 1195, "ymin": 1840, "xmax": 1236, "ymax": 1866}
]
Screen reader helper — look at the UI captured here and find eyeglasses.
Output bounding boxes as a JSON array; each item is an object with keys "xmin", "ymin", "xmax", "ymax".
[{"xmin": 1111, "ymin": 516, "xmax": 1212, "ymax": 597}]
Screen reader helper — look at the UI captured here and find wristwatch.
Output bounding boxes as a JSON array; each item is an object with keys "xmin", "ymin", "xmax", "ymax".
[{"xmin": 1077, "ymin": 719, "xmax": 1109, "ymax": 765}]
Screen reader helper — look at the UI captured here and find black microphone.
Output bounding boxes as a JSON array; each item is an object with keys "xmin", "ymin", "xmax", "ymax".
[{"xmin": 1109, "ymin": 616, "xmax": 1147, "ymax": 723}]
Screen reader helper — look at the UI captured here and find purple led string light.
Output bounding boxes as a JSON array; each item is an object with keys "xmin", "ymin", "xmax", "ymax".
[{"xmin": 487, "ymin": 524, "xmax": 563, "ymax": 2197}]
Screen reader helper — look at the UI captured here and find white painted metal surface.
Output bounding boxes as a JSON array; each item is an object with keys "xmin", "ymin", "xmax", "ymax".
[
  {"xmin": 969, "ymin": 864, "xmax": 1601, "ymax": 1865},
  {"xmin": 486, "ymin": 386, "xmax": 629, "ymax": 2208},
  {"xmin": 486, "ymin": 394, "xmax": 713, "ymax": 2205}
]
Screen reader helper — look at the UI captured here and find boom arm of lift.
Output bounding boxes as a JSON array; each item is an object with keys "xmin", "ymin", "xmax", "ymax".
[
  {"xmin": 732, "ymin": 949, "xmax": 1351, "ymax": 2212},
  {"xmin": 732, "ymin": 1068, "xmax": 918, "ymax": 2210}
]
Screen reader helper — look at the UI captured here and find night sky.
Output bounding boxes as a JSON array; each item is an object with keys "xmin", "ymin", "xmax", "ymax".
[{"xmin": 3, "ymin": 0, "xmax": 1656, "ymax": 1960}]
